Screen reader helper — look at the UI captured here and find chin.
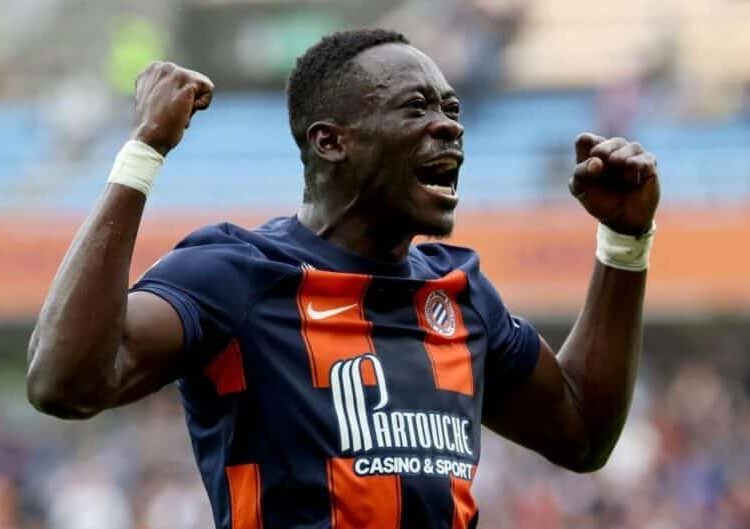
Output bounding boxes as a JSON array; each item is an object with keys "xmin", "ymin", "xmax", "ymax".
[{"xmin": 413, "ymin": 212, "xmax": 455, "ymax": 238}]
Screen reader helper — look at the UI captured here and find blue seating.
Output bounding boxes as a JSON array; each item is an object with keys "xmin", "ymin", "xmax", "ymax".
[{"xmin": 1, "ymin": 93, "xmax": 749, "ymax": 209}]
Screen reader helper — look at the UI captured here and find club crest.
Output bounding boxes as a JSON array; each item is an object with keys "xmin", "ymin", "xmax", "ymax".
[{"xmin": 424, "ymin": 290, "xmax": 456, "ymax": 337}]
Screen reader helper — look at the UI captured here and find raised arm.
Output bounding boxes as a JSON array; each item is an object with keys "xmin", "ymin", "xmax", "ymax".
[
  {"xmin": 483, "ymin": 134, "xmax": 660, "ymax": 472},
  {"xmin": 27, "ymin": 62, "xmax": 214, "ymax": 419}
]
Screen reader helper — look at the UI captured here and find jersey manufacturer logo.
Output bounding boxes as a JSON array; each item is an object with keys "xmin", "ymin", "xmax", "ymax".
[
  {"xmin": 329, "ymin": 354, "xmax": 476, "ymax": 480},
  {"xmin": 306, "ymin": 302, "xmax": 358, "ymax": 321},
  {"xmin": 424, "ymin": 290, "xmax": 456, "ymax": 337}
]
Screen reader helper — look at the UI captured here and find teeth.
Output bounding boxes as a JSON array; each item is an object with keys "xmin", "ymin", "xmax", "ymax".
[
  {"xmin": 422, "ymin": 158, "xmax": 458, "ymax": 170},
  {"xmin": 423, "ymin": 183, "xmax": 455, "ymax": 196}
]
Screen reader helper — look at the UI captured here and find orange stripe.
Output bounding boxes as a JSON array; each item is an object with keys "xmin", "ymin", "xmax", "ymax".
[
  {"xmin": 450, "ymin": 475, "xmax": 477, "ymax": 529},
  {"xmin": 205, "ymin": 338, "xmax": 246, "ymax": 395},
  {"xmin": 297, "ymin": 269, "xmax": 375, "ymax": 387},
  {"xmin": 414, "ymin": 270, "xmax": 474, "ymax": 396},
  {"xmin": 226, "ymin": 464, "xmax": 263, "ymax": 529},
  {"xmin": 328, "ymin": 458, "xmax": 401, "ymax": 529}
]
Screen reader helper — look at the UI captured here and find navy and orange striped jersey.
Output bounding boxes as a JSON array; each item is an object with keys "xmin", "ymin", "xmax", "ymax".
[{"xmin": 132, "ymin": 216, "xmax": 540, "ymax": 529}]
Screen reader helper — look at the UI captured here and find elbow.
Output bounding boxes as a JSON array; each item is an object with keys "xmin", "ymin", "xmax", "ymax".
[
  {"xmin": 26, "ymin": 345, "xmax": 105, "ymax": 420},
  {"xmin": 27, "ymin": 372, "xmax": 102, "ymax": 420},
  {"xmin": 542, "ymin": 432, "xmax": 614, "ymax": 474},
  {"xmin": 564, "ymin": 452, "xmax": 610, "ymax": 474},
  {"xmin": 553, "ymin": 440, "xmax": 613, "ymax": 474}
]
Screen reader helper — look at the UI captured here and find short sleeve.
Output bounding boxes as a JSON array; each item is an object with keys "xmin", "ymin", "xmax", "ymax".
[
  {"xmin": 472, "ymin": 272, "xmax": 540, "ymax": 387},
  {"xmin": 130, "ymin": 224, "xmax": 270, "ymax": 362}
]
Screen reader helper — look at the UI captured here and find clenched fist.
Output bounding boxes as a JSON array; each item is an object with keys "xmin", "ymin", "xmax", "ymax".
[
  {"xmin": 569, "ymin": 133, "xmax": 660, "ymax": 236},
  {"xmin": 132, "ymin": 62, "xmax": 214, "ymax": 156}
]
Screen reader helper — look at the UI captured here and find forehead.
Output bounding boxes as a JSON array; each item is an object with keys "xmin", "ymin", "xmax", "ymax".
[{"xmin": 352, "ymin": 43, "xmax": 454, "ymax": 97}]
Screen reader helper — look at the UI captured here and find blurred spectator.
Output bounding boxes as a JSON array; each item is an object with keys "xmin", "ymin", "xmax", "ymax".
[
  {"xmin": 596, "ymin": 69, "xmax": 643, "ymax": 139},
  {"xmin": 1, "ymin": 1, "xmax": 750, "ymax": 528},
  {"xmin": 106, "ymin": 16, "xmax": 166, "ymax": 97},
  {"xmin": 14, "ymin": 15, "xmax": 165, "ymax": 204},
  {"xmin": 470, "ymin": 359, "xmax": 750, "ymax": 528},
  {"xmin": 40, "ymin": 73, "xmax": 113, "ymax": 162},
  {"xmin": 141, "ymin": 480, "xmax": 214, "ymax": 529},
  {"xmin": 0, "ymin": 475, "xmax": 20, "ymax": 529},
  {"xmin": 42, "ymin": 15, "xmax": 165, "ymax": 162},
  {"xmin": 46, "ymin": 463, "xmax": 132, "ymax": 529},
  {"xmin": 5, "ymin": 356, "xmax": 748, "ymax": 528}
]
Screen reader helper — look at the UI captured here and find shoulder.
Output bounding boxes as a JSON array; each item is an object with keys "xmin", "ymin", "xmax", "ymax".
[
  {"xmin": 409, "ymin": 242, "xmax": 480, "ymax": 279},
  {"xmin": 138, "ymin": 218, "xmax": 300, "ymax": 290},
  {"xmin": 177, "ymin": 218, "xmax": 285, "ymax": 252},
  {"xmin": 170, "ymin": 217, "xmax": 301, "ymax": 263}
]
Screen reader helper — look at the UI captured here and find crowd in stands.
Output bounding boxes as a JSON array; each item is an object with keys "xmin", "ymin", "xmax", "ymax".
[
  {"xmin": 1, "ymin": 0, "xmax": 750, "ymax": 209},
  {"xmin": 1, "ymin": 2, "xmax": 749, "ymax": 528},
  {"xmin": 0, "ymin": 355, "xmax": 749, "ymax": 529}
]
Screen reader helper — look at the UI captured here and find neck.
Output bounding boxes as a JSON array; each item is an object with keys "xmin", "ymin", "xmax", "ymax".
[{"xmin": 298, "ymin": 202, "xmax": 413, "ymax": 262}]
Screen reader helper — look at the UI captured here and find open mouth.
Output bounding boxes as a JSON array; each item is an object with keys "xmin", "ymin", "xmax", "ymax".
[{"xmin": 416, "ymin": 156, "xmax": 460, "ymax": 197}]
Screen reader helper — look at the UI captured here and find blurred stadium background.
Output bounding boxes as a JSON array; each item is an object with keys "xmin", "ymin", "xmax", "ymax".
[{"xmin": 0, "ymin": 0, "xmax": 749, "ymax": 527}]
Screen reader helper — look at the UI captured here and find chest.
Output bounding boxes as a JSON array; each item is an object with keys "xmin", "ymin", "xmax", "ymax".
[{"xmin": 240, "ymin": 269, "xmax": 487, "ymax": 411}]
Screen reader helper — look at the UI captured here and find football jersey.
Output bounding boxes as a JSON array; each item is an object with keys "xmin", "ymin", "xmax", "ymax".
[{"xmin": 131, "ymin": 215, "xmax": 540, "ymax": 529}]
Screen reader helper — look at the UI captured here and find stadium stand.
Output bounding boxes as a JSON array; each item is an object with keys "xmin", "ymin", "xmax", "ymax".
[
  {"xmin": 1, "ymin": 92, "xmax": 748, "ymax": 209},
  {"xmin": 1, "ymin": 2, "xmax": 749, "ymax": 529}
]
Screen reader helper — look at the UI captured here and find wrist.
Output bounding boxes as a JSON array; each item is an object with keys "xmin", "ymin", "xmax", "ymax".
[
  {"xmin": 595, "ymin": 221, "xmax": 656, "ymax": 272},
  {"xmin": 601, "ymin": 220, "xmax": 655, "ymax": 238},
  {"xmin": 107, "ymin": 140, "xmax": 165, "ymax": 197},
  {"xmin": 132, "ymin": 125, "xmax": 171, "ymax": 157}
]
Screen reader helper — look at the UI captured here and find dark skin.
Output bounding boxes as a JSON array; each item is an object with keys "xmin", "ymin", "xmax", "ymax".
[
  {"xmin": 27, "ymin": 45, "xmax": 659, "ymax": 473},
  {"xmin": 299, "ymin": 45, "xmax": 465, "ymax": 257}
]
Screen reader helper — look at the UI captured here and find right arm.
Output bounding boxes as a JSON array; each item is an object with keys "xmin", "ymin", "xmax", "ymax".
[{"xmin": 27, "ymin": 62, "xmax": 214, "ymax": 419}]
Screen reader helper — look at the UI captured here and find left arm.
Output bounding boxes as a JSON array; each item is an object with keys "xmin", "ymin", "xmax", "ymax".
[
  {"xmin": 482, "ymin": 134, "xmax": 659, "ymax": 472},
  {"xmin": 484, "ymin": 262, "xmax": 646, "ymax": 472}
]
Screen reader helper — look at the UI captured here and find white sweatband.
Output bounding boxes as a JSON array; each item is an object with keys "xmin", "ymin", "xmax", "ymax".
[
  {"xmin": 107, "ymin": 140, "xmax": 165, "ymax": 196},
  {"xmin": 596, "ymin": 222, "xmax": 656, "ymax": 272}
]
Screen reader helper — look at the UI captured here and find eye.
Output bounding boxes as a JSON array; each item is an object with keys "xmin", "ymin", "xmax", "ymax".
[
  {"xmin": 406, "ymin": 98, "xmax": 427, "ymax": 113},
  {"xmin": 443, "ymin": 102, "xmax": 461, "ymax": 118}
]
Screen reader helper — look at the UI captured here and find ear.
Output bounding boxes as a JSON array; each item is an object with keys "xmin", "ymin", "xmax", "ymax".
[{"xmin": 307, "ymin": 121, "xmax": 347, "ymax": 163}]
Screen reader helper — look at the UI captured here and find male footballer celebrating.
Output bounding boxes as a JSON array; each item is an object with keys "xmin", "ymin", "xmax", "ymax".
[{"xmin": 27, "ymin": 29, "xmax": 659, "ymax": 529}]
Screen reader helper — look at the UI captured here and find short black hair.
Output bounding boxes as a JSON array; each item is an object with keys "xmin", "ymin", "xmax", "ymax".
[{"xmin": 286, "ymin": 28, "xmax": 409, "ymax": 153}]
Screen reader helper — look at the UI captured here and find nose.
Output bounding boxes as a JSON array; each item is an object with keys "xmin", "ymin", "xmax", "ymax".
[{"xmin": 427, "ymin": 114, "xmax": 464, "ymax": 143}]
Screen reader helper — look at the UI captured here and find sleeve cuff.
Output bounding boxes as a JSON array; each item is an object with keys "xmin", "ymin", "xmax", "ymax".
[
  {"xmin": 510, "ymin": 316, "xmax": 541, "ymax": 384},
  {"xmin": 130, "ymin": 281, "xmax": 203, "ymax": 356}
]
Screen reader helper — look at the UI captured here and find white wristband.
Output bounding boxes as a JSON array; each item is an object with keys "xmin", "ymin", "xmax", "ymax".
[
  {"xmin": 596, "ymin": 222, "xmax": 656, "ymax": 272},
  {"xmin": 107, "ymin": 140, "xmax": 165, "ymax": 196}
]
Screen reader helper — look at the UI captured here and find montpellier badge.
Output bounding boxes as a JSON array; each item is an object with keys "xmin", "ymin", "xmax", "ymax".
[{"xmin": 424, "ymin": 290, "xmax": 456, "ymax": 337}]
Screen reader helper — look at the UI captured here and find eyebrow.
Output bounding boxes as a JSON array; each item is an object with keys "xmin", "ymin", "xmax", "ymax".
[{"xmin": 396, "ymin": 84, "xmax": 459, "ymax": 100}]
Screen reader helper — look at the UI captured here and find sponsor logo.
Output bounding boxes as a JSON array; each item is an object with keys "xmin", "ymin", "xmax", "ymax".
[
  {"xmin": 424, "ymin": 290, "xmax": 456, "ymax": 337},
  {"xmin": 329, "ymin": 354, "xmax": 475, "ymax": 480},
  {"xmin": 307, "ymin": 302, "xmax": 358, "ymax": 321},
  {"xmin": 354, "ymin": 456, "xmax": 474, "ymax": 480},
  {"xmin": 330, "ymin": 354, "xmax": 388, "ymax": 452}
]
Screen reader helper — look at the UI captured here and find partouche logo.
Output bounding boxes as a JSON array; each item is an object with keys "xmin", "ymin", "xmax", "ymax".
[{"xmin": 330, "ymin": 354, "xmax": 475, "ymax": 480}]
